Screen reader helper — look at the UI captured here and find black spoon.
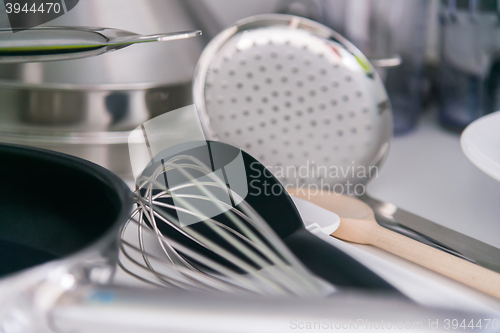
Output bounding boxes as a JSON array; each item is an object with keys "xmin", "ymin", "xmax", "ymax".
[{"xmin": 138, "ymin": 140, "xmax": 403, "ymax": 294}]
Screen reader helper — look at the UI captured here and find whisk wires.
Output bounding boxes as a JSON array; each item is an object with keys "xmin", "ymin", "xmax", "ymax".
[{"xmin": 119, "ymin": 150, "xmax": 330, "ymax": 297}]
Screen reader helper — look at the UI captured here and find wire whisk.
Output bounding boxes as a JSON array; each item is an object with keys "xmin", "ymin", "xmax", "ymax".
[{"xmin": 118, "ymin": 148, "xmax": 332, "ymax": 297}]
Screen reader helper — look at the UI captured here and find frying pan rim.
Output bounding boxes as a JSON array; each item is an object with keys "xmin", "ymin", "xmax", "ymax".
[{"xmin": 0, "ymin": 143, "xmax": 133, "ymax": 280}]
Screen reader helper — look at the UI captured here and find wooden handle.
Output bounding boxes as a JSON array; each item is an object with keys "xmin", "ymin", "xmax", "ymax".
[{"xmin": 334, "ymin": 218, "xmax": 500, "ymax": 299}]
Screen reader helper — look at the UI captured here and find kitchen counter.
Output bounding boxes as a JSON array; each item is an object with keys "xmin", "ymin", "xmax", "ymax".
[
  {"xmin": 356, "ymin": 108, "xmax": 500, "ymax": 310},
  {"xmin": 368, "ymin": 109, "xmax": 500, "ymax": 248}
]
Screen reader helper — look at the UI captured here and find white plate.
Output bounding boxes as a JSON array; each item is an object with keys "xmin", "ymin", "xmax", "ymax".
[{"xmin": 461, "ymin": 111, "xmax": 500, "ymax": 182}]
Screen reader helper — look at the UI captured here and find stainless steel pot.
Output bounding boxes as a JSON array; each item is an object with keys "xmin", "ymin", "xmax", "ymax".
[
  {"xmin": 0, "ymin": 81, "xmax": 192, "ymax": 178},
  {"xmin": 0, "ymin": 0, "xmax": 205, "ymax": 180}
]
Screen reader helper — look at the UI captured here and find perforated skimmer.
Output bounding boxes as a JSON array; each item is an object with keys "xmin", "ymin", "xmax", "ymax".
[
  {"xmin": 192, "ymin": 15, "xmax": 486, "ymax": 266},
  {"xmin": 194, "ymin": 14, "xmax": 392, "ymax": 190}
]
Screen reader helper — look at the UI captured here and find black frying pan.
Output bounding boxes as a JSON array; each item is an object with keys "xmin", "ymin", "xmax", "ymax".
[{"xmin": 0, "ymin": 143, "xmax": 133, "ymax": 280}]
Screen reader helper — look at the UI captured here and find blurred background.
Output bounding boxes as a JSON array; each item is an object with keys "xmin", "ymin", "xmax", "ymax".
[
  {"xmin": 2, "ymin": 1, "xmax": 500, "ymax": 327},
  {"xmin": 193, "ymin": 0, "xmax": 500, "ymax": 134},
  {"xmin": 0, "ymin": 0, "xmax": 499, "ymax": 176}
]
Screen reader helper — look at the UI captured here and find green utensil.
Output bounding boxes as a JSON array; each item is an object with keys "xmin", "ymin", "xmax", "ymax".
[{"xmin": 0, "ymin": 26, "xmax": 201, "ymax": 63}]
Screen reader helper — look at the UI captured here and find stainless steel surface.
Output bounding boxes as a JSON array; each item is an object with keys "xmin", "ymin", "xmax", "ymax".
[
  {"xmin": 322, "ymin": 0, "xmax": 430, "ymax": 134},
  {"xmin": 182, "ymin": 0, "xmax": 225, "ymax": 42},
  {"xmin": 0, "ymin": 27, "xmax": 201, "ymax": 63},
  {"xmin": 0, "ymin": 81, "xmax": 192, "ymax": 178},
  {"xmin": 370, "ymin": 54, "xmax": 403, "ymax": 68},
  {"xmin": 0, "ymin": 0, "xmax": 206, "ymax": 179},
  {"xmin": 52, "ymin": 286, "xmax": 499, "ymax": 333},
  {"xmin": 193, "ymin": 14, "xmax": 393, "ymax": 188}
]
